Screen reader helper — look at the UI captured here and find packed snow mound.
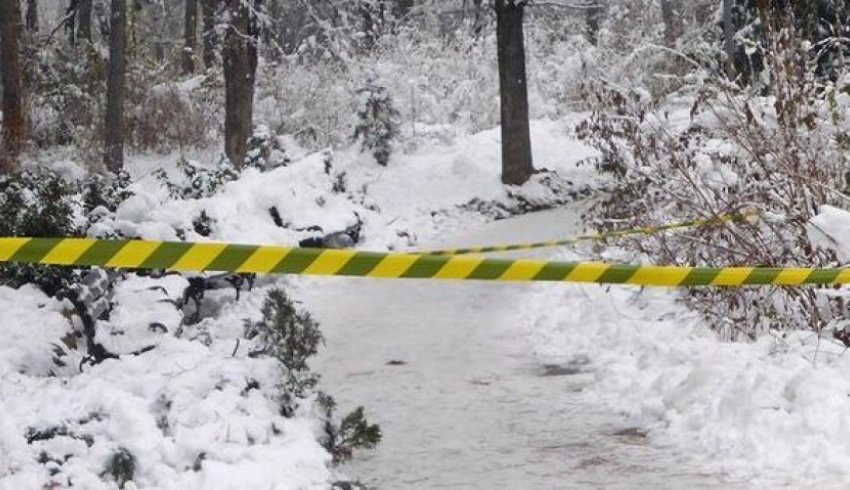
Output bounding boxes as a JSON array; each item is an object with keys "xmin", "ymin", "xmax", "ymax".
[
  {"xmin": 809, "ymin": 205, "xmax": 850, "ymax": 262},
  {"xmin": 0, "ymin": 282, "xmax": 331, "ymax": 490}
]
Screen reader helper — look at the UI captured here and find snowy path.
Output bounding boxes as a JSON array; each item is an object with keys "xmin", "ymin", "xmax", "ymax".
[{"xmin": 296, "ymin": 208, "xmax": 736, "ymax": 489}]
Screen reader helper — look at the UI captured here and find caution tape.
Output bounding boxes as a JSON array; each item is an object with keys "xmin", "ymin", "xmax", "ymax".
[
  {"xmin": 1, "ymin": 237, "xmax": 848, "ymax": 287},
  {"xmin": 422, "ymin": 210, "xmax": 761, "ymax": 256}
]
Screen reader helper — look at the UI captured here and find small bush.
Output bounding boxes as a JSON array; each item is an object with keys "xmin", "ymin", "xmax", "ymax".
[
  {"xmin": 155, "ymin": 156, "xmax": 240, "ymax": 200},
  {"xmin": 245, "ymin": 125, "xmax": 291, "ymax": 171},
  {"xmin": 354, "ymin": 77, "xmax": 399, "ymax": 167},
  {"xmin": 318, "ymin": 393, "xmax": 382, "ymax": 464},
  {"xmin": 244, "ymin": 289, "xmax": 323, "ymax": 415},
  {"xmin": 0, "ymin": 171, "xmax": 82, "ymax": 296}
]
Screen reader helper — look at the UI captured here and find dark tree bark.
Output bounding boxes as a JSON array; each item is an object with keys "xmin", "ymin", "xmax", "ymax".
[
  {"xmin": 586, "ymin": 1, "xmax": 602, "ymax": 46},
  {"xmin": 183, "ymin": 0, "xmax": 198, "ymax": 73},
  {"xmin": 660, "ymin": 0, "xmax": 683, "ymax": 47},
  {"xmin": 201, "ymin": 0, "xmax": 218, "ymax": 68},
  {"xmin": 495, "ymin": 0, "xmax": 533, "ymax": 186},
  {"xmin": 25, "ymin": 0, "xmax": 38, "ymax": 32},
  {"xmin": 394, "ymin": 0, "xmax": 413, "ymax": 21},
  {"xmin": 104, "ymin": 0, "xmax": 126, "ymax": 172},
  {"xmin": 723, "ymin": 0, "xmax": 734, "ymax": 74},
  {"xmin": 78, "ymin": 0, "xmax": 92, "ymax": 44},
  {"xmin": 66, "ymin": 0, "xmax": 78, "ymax": 45},
  {"xmin": 0, "ymin": 0, "xmax": 25, "ymax": 173},
  {"xmin": 222, "ymin": 0, "xmax": 260, "ymax": 166}
]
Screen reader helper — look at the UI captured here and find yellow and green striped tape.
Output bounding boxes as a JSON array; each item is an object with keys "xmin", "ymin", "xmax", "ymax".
[
  {"xmin": 422, "ymin": 210, "xmax": 761, "ymax": 256},
  {"xmin": 1, "ymin": 237, "xmax": 848, "ymax": 287}
]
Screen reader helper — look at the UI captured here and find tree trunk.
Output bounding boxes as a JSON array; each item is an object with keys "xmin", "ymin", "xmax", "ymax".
[
  {"xmin": 66, "ymin": 0, "xmax": 78, "ymax": 45},
  {"xmin": 104, "ymin": 0, "xmax": 126, "ymax": 172},
  {"xmin": 495, "ymin": 0, "xmax": 533, "ymax": 186},
  {"xmin": 660, "ymin": 0, "xmax": 683, "ymax": 47},
  {"xmin": 78, "ymin": 0, "xmax": 92, "ymax": 44},
  {"xmin": 25, "ymin": 0, "xmax": 38, "ymax": 32},
  {"xmin": 723, "ymin": 0, "xmax": 734, "ymax": 74},
  {"xmin": 0, "ymin": 0, "xmax": 25, "ymax": 173},
  {"xmin": 222, "ymin": 0, "xmax": 259, "ymax": 167},
  {"xmin": 183, "ymin": 0, "xmax": 198, "ymax": 74},
  {"xmin": 201, "ymin": 0, "xmax": 218, "ymax": 68},
  {"xmin": 586, "ymin": 1, "xmax": 603, "ymax": 46}
]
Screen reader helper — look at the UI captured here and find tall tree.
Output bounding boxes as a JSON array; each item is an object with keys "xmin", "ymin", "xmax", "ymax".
[
  {"xmin": 0, "ymin": 0, "xmax": 25, "ymax": 173},
  {"xmin": 78, "ymin": 0, "xmax": 92, "ymax": 44},
  {"xmin": 104, "ymin": 0, "xmax": 126, "ymax": 172},
  {"xmin": 201, "ymin": 0, "xmax": 218, "ymax": 68},
  {"xmin": 222, "ymin": 0, "xmax": 260, "ymax": 166},
  {"xmin": 495, "ymin": 0, "xmax": 533, "ymax": 186},
  {"xmin": 723, "ymin": 0, "xmax": 734, "ymax": 74},
  {"xmin": 25, "ymin": 0, "xmax": 38, "ymax": 32},
  {"xmin": 183, "ymin": 0, "xmax": 198, "ymax": 73}
]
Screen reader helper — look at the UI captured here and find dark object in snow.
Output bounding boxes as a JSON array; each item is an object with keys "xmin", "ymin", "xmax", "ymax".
[
  {"xmin": 539, "ymin": 363, "xmax": 583, "ymax": 377},
  {"xmin": 269, "ymin": 206, "xmax": 286, "ymax": 228},
  {"xmin": 834, "ymin": 326, "xmax": 850, "ymax": 348},
  {"xmin": 59, "ymin": 268, "xmax": 159, "ymax": 367},
  {"xmin": 385, "ymin": 360, "xmax": 406, "ymax": 366},
  {"xmin": 298, "ymin": 214, "xmax": 363, "ymax": 249},
  {"xmin": 101, "ymin": 447, "xmax": 136, "ymax": 489},
  {"xmin": 180, "ymin": 273, "xmax": 255, "ymax": 325}
]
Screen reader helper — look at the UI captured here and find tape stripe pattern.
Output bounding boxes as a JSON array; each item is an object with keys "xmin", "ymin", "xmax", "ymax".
[
  {"xmin": 422, "ymin": 212, "xmax": 760, "ymax": 256},
  {"xmin": 3, "ymin": 238, "xmax": 850, "ymax": 288}
]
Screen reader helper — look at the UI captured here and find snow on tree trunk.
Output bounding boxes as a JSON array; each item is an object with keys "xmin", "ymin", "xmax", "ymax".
[
  {"xmin": 495, "ymin": 0, "xmax": 534, "ymax": 186},
  {"xmin": 222, "ymin": 0, "xmax": 260, "ymax": 167},
  {"xmin": 0, "ymin": 0, "xmax": 25, "ymax": 173},
  {"xmin": 104, "ymin": 0, "xmax": 126, "ymax": 172}
]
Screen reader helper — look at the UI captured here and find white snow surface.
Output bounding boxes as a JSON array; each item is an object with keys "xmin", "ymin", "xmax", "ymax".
[
  {"xmin": 810, "ymin": 205, "xmax": 850, "ymax": 262},
  {"xmin": 5, "ymin": 119, "xmax": 850, "ymax": 488}
]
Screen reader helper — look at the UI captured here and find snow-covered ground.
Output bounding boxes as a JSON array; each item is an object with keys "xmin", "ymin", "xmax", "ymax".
[{"xmin": 5, "ymin": 118, "xmax": 850, "ymax": 488}]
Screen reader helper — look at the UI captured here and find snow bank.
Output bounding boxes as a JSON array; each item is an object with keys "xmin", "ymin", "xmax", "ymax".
[
  {"xmin": 522, "ymin": 249, "xmax": 850, "ymax": 486},
  {"xmin": 0, "ymin": 281, "xmax": 331, "ymax": 490},
  {"xmin": 115, "ymin": 118, "xmax": 601, "ymax": 251},
  {"xmin": 809, "ymin": 205, "xmax": 850, "ymax": 262}
]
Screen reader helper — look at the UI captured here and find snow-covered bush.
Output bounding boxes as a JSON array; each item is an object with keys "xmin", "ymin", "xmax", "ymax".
[
  {"xmin": 27, "ymin": 45, "xmax": 102, "ymax": 150},
  {"xmin": 244, "ymin": 288, "xmax": 323, "ymax": 416},
  {"xmin": 577, "ymin": 24, "xmax": 850, "ymax": 339},
  {"xmin": 154, "ymin": 156, "xmax": 239, "ymax": 200},
  {"xmin": 245, "ymin": 125, "xmax": 292, "ymax": 170},
  {"xmin": 244, "ymin": 289, "xmax": 381, "ymax": 461},
  {"xmin": 0, "ymin": 169, "xmax": 134, "ymax": 295},
  {"xmin": 353, "ymin": 77, "xmax": 399, "ymax": 166},
  {"xmin": 0, "ymin": 171, "xmax": 83, "ymax": 296},
  {"xmin": 124, "ymin": 68, "xmax": 218, "ymax": 153}
]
